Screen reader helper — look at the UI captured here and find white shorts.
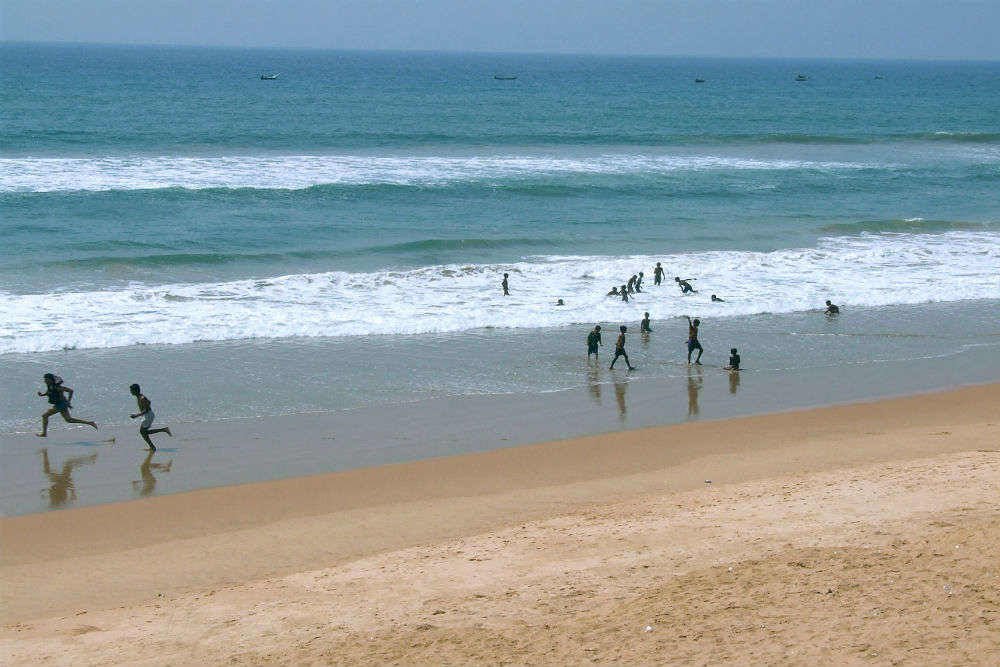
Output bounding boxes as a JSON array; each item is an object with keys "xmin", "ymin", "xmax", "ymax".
[{"xmin": 140, "ymin": 411, "xmax": 155, "ymax": 430}]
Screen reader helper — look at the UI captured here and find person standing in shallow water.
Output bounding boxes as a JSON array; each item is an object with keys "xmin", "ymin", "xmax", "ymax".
[
  {"xmin": 685, "ymin": 315, "xmax": 704, "ymax": 365},
  {"xmin": 640, "ymin": 312, "xmax": 652, "ymax": 333},
  {"xmin": 587, "ymin": 325, "xmax": 602, "ymax": 362},
  {"xmin": 610, "ymin": 325, "xmax": 636, "ymax": 371},
  {"xmin": 620, "ymin": 284, "xmax": 629, "ymax": 303},
  {"xmin": 130, "ymin": 383, "xmax": 172, "ymax": 451},
  {"xmin": 36, "ymin": 373, "xmax": 98, "ymax": 437},
  {"xmin": 501, "ymin": 273, "xmax": 510, "ymax": 296},
  {"xmin": 653, "ymin": 262, "xmax": 664, "ymax": 286}
]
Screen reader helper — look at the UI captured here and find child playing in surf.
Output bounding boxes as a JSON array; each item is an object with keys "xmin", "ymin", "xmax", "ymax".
[
  {"xmin": 129, "ymin": 383, "xmax": 172, "ymax": 451},
  {"xmin": 36, "ymin": 373, "xmax": 98, "ymax": 437},
  {"xmin": 610, "ymin": 325, "xmax": 636, "ymax": 370},
  {"xmin": 502, "ymin": 273, "xmax": 510, "ymax": 296},
  {"xmin": 825, "ymin": 300, "xmax": 840, "ymax": 315},
  {"xmin": 640, "ymin": 312, "xmax": 652, "ymax": 332},
  {"xmin": 653, "ymin": 262, "xmax": 664, "ymax": 285},
  {"xmin": 685, "ymin": 316, "xmax": 703, "ymax": 365},
  {"xmin": 725, "ymin": 347, "xmax": 741, "ymax": 371},
  {"xmin": 675, "ymin": 277, "xmax": 696, "ymax": 293}
]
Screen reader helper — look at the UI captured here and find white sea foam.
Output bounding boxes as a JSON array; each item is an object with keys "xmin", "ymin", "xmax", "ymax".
[
  {"xmin": 0, "ymin": 153, "xmax": 870, "ymax": 192},
  {"xmin": 2, "ymin": 231, "xmax": 998, "ymax": 355}
]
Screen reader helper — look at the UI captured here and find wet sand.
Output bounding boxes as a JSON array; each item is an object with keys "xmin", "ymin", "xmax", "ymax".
[{"xmin": 1, "ymin": 384, "xmax": 998, "ymax": 665}]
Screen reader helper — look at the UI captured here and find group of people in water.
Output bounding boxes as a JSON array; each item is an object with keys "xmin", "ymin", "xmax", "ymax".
[
  {"xmin": 502, "ymin": 261, "xmax": 839, "ymax": 374},
  {"xmin": 585, "ymin": 315, "xmax": 738, "ymax": 372},
  {"xmin": 35, "ymin": 373, "xmax": 171, "ymax": 450}
]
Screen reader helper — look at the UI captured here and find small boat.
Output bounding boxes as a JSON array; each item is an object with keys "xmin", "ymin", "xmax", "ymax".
[
  {"xmin": 795, "ymin": 74, "xmax": 809, "ymax": 81},
  {"xmin": 260, "ymin": 73, "xmax": 279, "ymax": 80},
  {"xmin": 695, "ymin": 78, "xmax": 705, "ymax": 83},
  {"xmin": 874, "ymin": 75, "xmax": 884, "ymax": 80},
  {"xmin": 493, "ymin": 74, "xmax": 517, "ymax": 80}
]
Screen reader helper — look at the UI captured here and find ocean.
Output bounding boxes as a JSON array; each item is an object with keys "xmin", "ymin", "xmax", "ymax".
[{"xmin": 2, "ymin": 43, "xmax": 999, "ymax": 512}]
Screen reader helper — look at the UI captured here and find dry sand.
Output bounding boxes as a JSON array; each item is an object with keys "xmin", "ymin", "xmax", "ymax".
[{"xmin": 2, "ymin": 384, "xmax": 999, "ymax": 666}]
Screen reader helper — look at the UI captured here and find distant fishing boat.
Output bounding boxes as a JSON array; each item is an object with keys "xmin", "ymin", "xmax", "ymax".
[
  {"xmin": 260, "ymin": 73, "xmax": 279, "ymax": 80},
  {"xmin": 695, "ymin": 78, "xmax": 706, "ymax": 83},
  {"xmin": 795, "ymin": 74, "xmax": 809, "ymax": 81},
  {"xmin": 493, "ymin": 74, "xmax": 517, "ymax": 80}
]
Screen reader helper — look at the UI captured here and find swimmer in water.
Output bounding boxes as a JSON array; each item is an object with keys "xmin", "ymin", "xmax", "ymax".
[
  {"xmin": 711, "ymin": 294, "xmax": 725, "ymax": 302},
  {"xmin": 825, "ymin": 300, "xmax": 840, "ymax": 315}
]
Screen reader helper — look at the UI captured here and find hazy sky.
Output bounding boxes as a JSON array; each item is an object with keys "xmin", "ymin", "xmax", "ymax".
[{"xmin": 3, "ymin": 0, "xmax": 999, "ymax": 60}]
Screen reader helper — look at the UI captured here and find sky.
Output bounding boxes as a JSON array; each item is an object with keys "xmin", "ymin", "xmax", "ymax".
[{"xmin": 2, "ymin": 0, "xmax": 999, "ymax": 60}]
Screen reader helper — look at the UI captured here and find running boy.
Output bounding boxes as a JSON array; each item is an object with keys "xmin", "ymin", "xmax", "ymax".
[{"xmin": 129, "ymin": 383, "xmax": 172, "ymax": 451}]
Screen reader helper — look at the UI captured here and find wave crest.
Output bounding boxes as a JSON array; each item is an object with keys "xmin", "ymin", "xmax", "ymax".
[{"xmin": 1, "ymin": 231, "xmax": 997, "ymax": 354}]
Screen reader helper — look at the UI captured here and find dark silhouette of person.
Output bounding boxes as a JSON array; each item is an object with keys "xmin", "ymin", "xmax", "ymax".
[
  {"xmin": 610, "ymin": 325, "xmax": 636, "ymax": 370},
  {"xmin": 675, "ymin": 276, "xmax": 696, "ymax": 293}
]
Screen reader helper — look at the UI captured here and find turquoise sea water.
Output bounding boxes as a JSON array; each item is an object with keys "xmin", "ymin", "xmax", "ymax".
[{"xmin": 1, "ymin": 44, "xmax": 998, "ymax": 512}]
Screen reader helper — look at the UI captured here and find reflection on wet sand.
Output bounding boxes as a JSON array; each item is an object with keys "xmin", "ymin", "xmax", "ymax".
[
  {"xmin": 729, "ymin": 369, "xmax": 741, "ymax": 394},
  {"xmin": 686, "ymin": 366, "xmax": 703, "ymax": 418},
  {"xmin": 587, "ymin": 367, "xmax": 602, "ymax": 405},
  {"xmin": 614, "ymin": 378, "xmax": 628, "ymax": 420},
  {"xmin": 40, "ymin": 448, "xmax": 97, "ymax": 508},
  {"xmin": 132, "ymin": 450, "xmax": 173, "ymax": 497}
]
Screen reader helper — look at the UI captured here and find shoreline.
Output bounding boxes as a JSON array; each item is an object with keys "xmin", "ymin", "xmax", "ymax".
[
  {"xmin": 2, "ymin": 383, "xmax": 998, "ymax": 627},
  {"xmin": 4, "ymin": 317, "xmax": 999, "ymax": 517}
]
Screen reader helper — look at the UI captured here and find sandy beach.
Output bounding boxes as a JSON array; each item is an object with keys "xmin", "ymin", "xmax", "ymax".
[{"xmin": 2, "ymin": 384, "xmax": 998, "ymax": 666}]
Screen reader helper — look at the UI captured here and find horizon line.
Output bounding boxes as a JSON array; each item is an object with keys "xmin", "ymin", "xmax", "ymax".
[{"xmin": 3, "ymin": 39, "xmax": 998, "ymax": 64}]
